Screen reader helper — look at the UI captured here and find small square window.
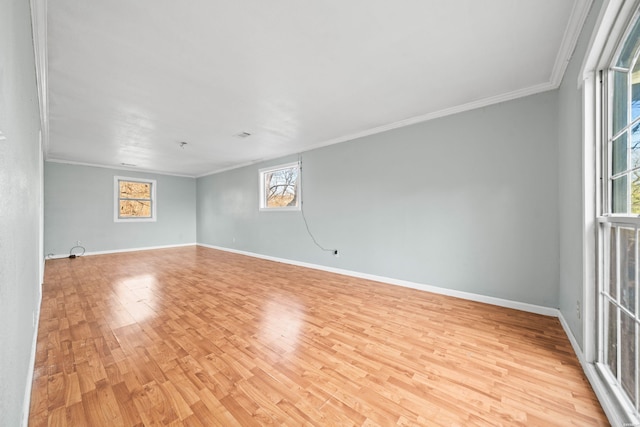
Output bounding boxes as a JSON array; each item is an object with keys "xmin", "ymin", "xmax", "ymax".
[
  {"xmin": 259, "ymin": 162, "xmax": 300, "ymax": 211},
  {"xmin": 114, "ymin": 176, "xmax": 157, "ymax": 222}
]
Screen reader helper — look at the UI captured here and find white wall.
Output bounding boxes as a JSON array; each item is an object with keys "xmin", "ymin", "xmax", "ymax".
[
  {"xmin": 0, "ymin": 0, "xmax": 44, "ymax": 425},
  {"xmin": 198, "ymin": 91, "xmax": 560, "ymax": 307},
  {"xmin": 44, "ymin": 162, "xmax": 197, "ymax": 255}
]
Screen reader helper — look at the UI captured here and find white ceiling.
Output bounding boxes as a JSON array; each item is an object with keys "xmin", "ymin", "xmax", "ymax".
[{"xmin": 41, "ymin": 0, "xmax": 591, "ymax": 177}]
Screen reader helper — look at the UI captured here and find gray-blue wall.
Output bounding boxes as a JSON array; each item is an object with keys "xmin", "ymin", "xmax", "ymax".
[
  {"xmin": 0, "ymin": 0, "xmax": 43, "ymax": 425},
  {"xmin": 198, "ymin": 91, "xmax": 560, "ymax": 307},
  {"xmin": 557, "ymin": 0, "xmax": 603, "ymax": 350},
  {"xmin": 44, "ymin": 163, "xmax": 196, "ymax": 255}
]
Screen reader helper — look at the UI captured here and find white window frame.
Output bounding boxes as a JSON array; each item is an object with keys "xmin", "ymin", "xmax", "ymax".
[
  {"xmin": 114, "ymin": 176, "xmax": 157, "ymax": 222},
  {"xmin": 582, "ymin": 1, "xmax": 640, "ymax": 424},
  {"xmin": 258, "ymin": 162, "xmax": 301, "ymax": 212}
]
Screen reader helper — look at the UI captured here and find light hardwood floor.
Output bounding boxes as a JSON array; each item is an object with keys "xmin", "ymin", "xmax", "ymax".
[{"xmin": 29, "ymin": 246, "xmax": 608, "ymax": 426}]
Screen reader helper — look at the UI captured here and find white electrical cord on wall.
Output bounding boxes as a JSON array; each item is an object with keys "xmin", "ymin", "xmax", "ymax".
[{"xmin": 298, "ymin": 155, "xmax": 338, "ymax": 256}]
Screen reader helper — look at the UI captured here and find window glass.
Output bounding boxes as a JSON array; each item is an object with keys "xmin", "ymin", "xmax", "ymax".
[
  {"xmin": 119, "ymin": 181, "xmax": 152, "ymax": 218},
  {"xmin": 633, "ymin": 171, "xmax": 640, "ymax": 214},
  {"xmin": 616, "ymin": 16, "xmax": 640, "ymax": 68},
  {"xmin": 606, "ymin": 302, "xmax": 618, "ymax": 379},
  {"xmin": 613, "ymin": 70, "xmax": 628, "ymax": 136},
  {"xmin": 621, "ymin": 314, "xmax": 636, "ymax": 402},
  {"xmin": 620, "ymin": 228, "xmax": 636, "ymax": 312},
  {"xmin": 632, "ymin": 60, "xmax": 640, "ymax": 122},
  {"xmin": 612, "ymin": 133, "xmax": 628, "ymax": 175},
  {"xmin": 612, "ymin": 175, "xmax": 628, "ymax": 213}
]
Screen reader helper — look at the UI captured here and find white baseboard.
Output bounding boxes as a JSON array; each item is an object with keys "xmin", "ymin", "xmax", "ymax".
[
  {"xmin": 22, "ymin": 280, "xmax": 42, "ymax": 427},
  {"xmin": 46, "ymin": 242, "xmax": 197, "ymax": 260},
  {"xmin": 196, "ymin": 243, "xmax": 557, "ymax": 317}
]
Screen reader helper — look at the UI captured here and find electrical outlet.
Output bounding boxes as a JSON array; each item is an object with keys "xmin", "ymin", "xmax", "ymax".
[
  {"xmin": 232, "ymin": 237, "xmax": 236, "ymax": 243},
  {"xmin": 576, "ymin": 300, "xmax": 581, "ymax": 319}
]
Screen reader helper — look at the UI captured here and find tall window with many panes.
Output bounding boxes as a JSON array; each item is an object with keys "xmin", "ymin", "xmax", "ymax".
[{"xmin": 600, "ymin": 10, "xmax": 640, "ymax": 420}]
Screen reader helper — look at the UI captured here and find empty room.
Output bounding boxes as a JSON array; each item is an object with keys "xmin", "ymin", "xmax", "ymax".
[{"xmin": 3, "ymin": 0, "xmax": 640, "ymax": 425}]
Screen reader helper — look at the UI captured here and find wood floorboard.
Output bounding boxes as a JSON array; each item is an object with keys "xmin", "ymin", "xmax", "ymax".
[{"xmin": 29, "ymin": 246, "xmax": 608, "ymax": 426}]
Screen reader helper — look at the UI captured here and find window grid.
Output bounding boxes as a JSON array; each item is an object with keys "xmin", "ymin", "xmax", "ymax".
[{"xmin": 600, "ymin": 222, "xmax": 640, "ymax": 413}]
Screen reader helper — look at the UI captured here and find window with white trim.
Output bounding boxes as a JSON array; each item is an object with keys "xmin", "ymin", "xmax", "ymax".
[
  {"xmin": 114, "ymin": 176, "xmax": 157, "ymax": 222},
  {"xmin": 259, "ymin": 162, "xmax": 300, "ymax": 211},
  {"xmin": 599, "ymin": 8, "xmax": 640, "ymax": 420}
]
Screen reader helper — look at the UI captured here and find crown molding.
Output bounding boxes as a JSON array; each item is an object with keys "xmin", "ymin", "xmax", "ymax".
[
  {"xmin": 550, "ymin": 0, "xmax": 594, "ymax": 87},
  {"xmin": 30, "ymin": 0, "xmax": 49, "ymax": 156},
  {"xmin": 197, "ymin": 80, "xmax": 557, "ymax": 178},
  {"xmin": 45, "ymin": 158, "xmax": 197, "ymax": 178}
]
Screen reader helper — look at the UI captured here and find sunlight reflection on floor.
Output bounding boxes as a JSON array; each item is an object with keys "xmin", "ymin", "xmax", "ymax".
[
  {"xmin": 114, "ymin": 273, "xmax": 158, "ymax": 323},
  {"xmin": 258, "ymin": 295, "xmax": 305, "ymax": 353}
]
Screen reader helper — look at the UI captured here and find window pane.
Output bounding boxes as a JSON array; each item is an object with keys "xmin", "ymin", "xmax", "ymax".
[
  {"xmin": 613, "ymin": 70, "xmax": 629, "ymax": 136},
  {"xmin": 613, "ymin": 133, "xmax": 628, "ymax": 175},
  {"xmin": 265, "ymin": 167, "xmax": 298, "ymax": 208},
  {"xmin": 120, "ymin": 181, "xmax": 151, "ymax": 199},
  {"xmin": 621, "ymin": 313, "xmax": 636, "ymax": 403},
  {"xmin": 613, "ymin": 175, "xmax": 629, "ymax": 213},
  {"xmin": 634, "ymin": 172, "xmax": 640, "ymax": 215},
  {"xmin": 633, "ymin": 123, "xmax": 640, "ymax": 169},
  {"xmin": 607, "ymin": 302, "xmax": 618, "ymax": 378},
  {"xmin": 611, "ymin": 228, "xmax": 618, "ymax": 298},
  {"xmin": 621, "ymin": 228, "xmax": 637, "ymax": 312},
  {"xmin": 119, "ymin": 200, "xmax": 151, "ymax": 217},
  {"xmin": 633, "ymin": 59, "xmax": 640, "ymax": 122},
  {"xmin": 263, "ymin": 172, "xmax": 272, "ymax": 207},
  {"xmin": 617, "ymin": 16, "xmax": 640, "ymax": 68}
]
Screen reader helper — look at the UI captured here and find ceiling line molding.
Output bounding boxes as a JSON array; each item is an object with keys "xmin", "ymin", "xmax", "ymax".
[
  {"xmin": 550, "ymin": 0, "xmax": 594, "ymax": 87},
  {"xmin": 45, "ymin": 158, "xmax": 197, "ymax": 179},
  {"xmin": 197, "ymin": 159, "xmax": 271, "ymax": 178},
  {"xmin": 29, "ymin": 0, "xmax": 49, "ymax": 156},
  {"xmin": 197, "ymin": 80, "xmax": 557, "ymax": 178}
]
